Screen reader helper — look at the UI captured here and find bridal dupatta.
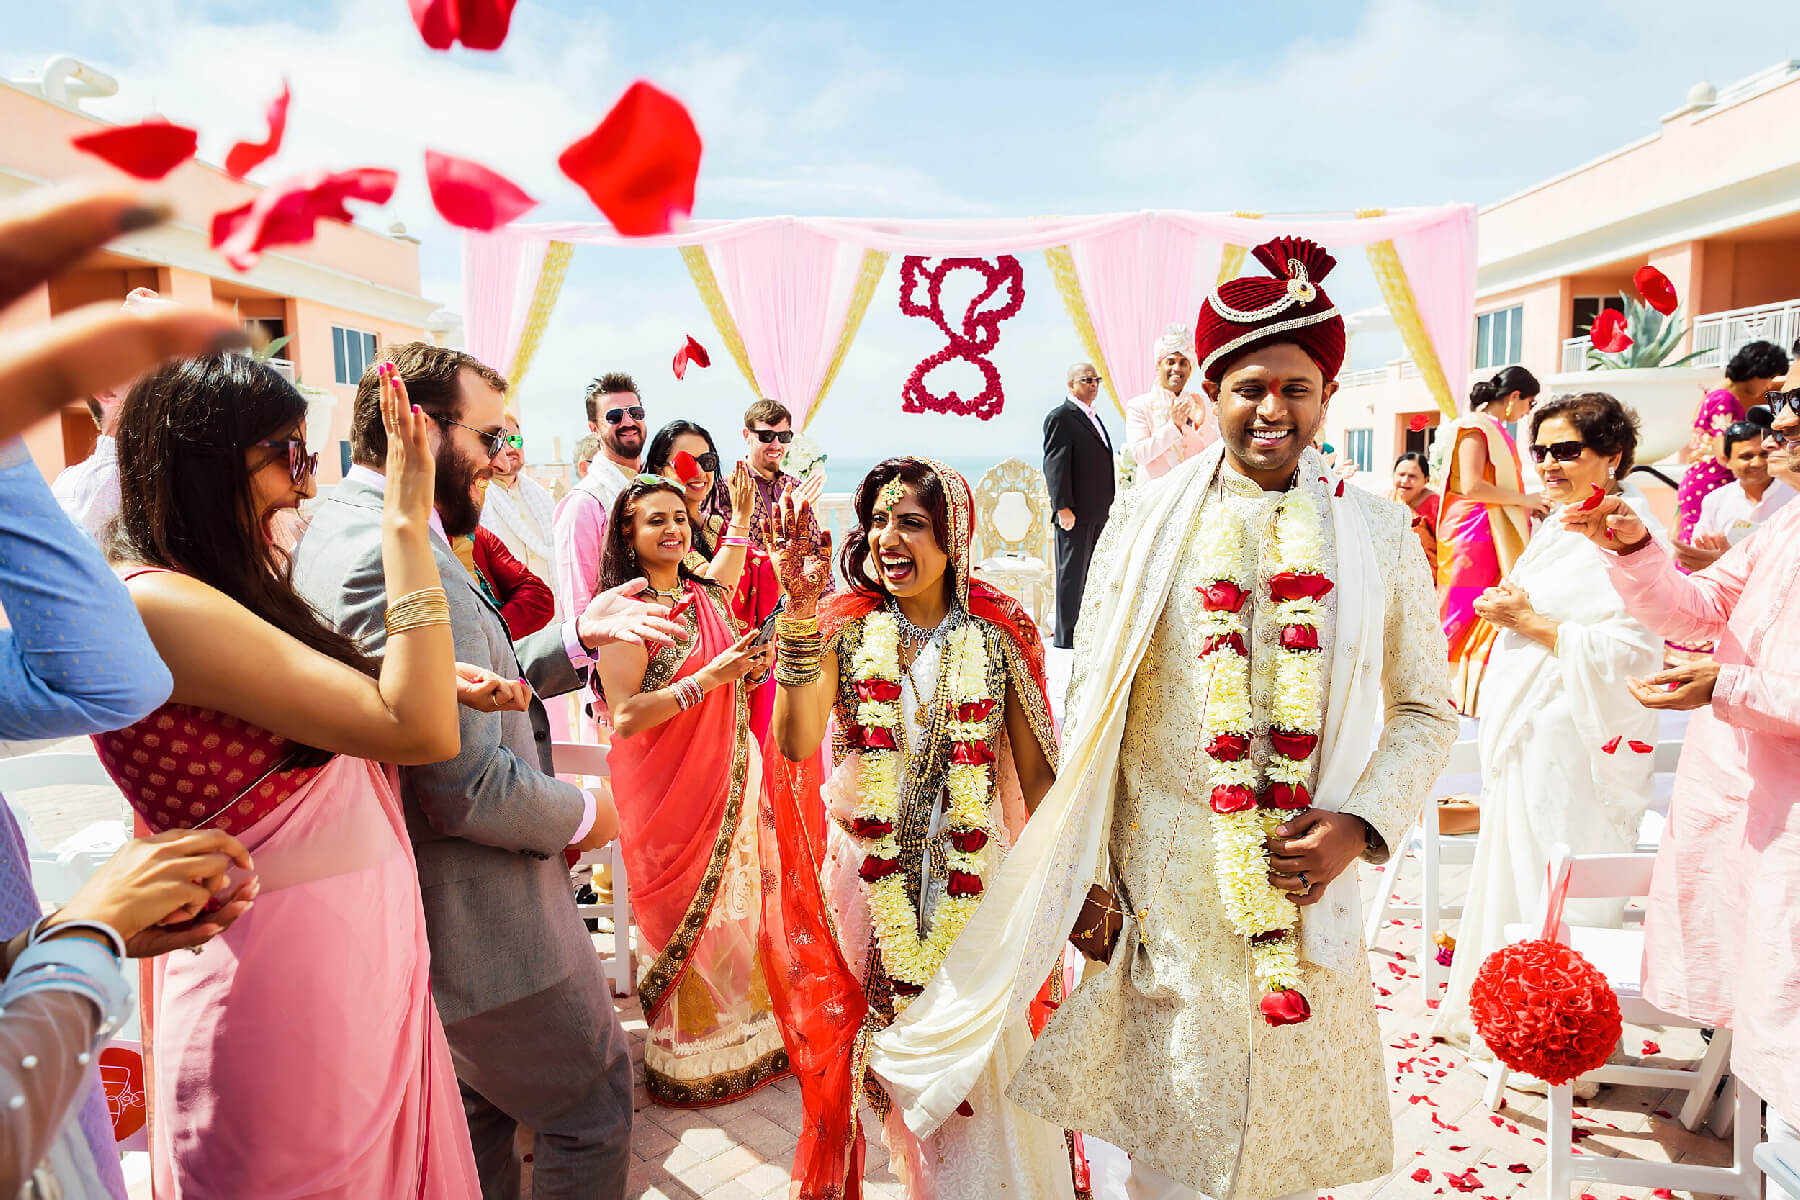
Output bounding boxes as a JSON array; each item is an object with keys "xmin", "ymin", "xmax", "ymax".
[
  {"xmin": 605, "ymin": 579, "xmax": 790, "ymax": 1107},
  {"xmin": 756, "ymin": 459, "xmax": 1066, "ymax": 1199}
]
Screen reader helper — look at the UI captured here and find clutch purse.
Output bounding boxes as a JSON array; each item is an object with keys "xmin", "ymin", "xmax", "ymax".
[{"xmin": 1070, "ymin": 884, "xmax": 1124, "ymax": 963}]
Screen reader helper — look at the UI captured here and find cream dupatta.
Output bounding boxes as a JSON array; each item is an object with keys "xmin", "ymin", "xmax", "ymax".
[{"xmin": 869, "ymin": 445, "xmax": 1385, "ymax": 1139}]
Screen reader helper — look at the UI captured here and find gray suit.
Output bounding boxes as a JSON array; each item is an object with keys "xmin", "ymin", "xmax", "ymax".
[{"xmin": 292, "ymin": 476, "xmax": 631, "ymax": 1200}]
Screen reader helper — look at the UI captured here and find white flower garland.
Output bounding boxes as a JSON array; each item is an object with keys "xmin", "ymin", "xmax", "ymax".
[
  {"xmin": 849, "ymin": 613, "xmax": 997, "ymax": 1009},
  {"xmin": 1193, "ymin": 487, "xmax": 1332, "ymax": 1023}
]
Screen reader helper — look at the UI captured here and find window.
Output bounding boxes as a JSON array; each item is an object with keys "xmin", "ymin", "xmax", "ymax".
[
  {"xmin": 331, "ymin": 326, "xmax": 378, "ymax": 386},
  {"xmin": 339, "ymin": 440, "xmax": 353, "ymax": 477},
  {"xmin": 1475, "ymin": 306, "xmax": 1524, "ymax": 369},
  {"xmin": 1570, "ymin": 296, "xmax": 1625, "ymax": 339},
  {"xmin": 1345, "ymin": 428, "xmax": 1373, "ymax": 474}
]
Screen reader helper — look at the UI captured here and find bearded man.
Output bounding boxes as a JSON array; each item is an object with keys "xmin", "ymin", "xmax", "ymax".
[
  {"xmin": 292, "ymin": 342, "xmax": 676, "ymax": 1200},
  {"xmin": 868, "ymin": 238, "xmax": 1457, "ymax": 1200},
  {"xmin": 553, "ymin": 372, "xmax": 647, "ymax": 619}
]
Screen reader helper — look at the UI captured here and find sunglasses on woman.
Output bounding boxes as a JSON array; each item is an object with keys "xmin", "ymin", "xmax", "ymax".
[
  {"xmin": 691, "ymin": 451, "xmax": 720, "ymax": 473},
  {"xmin": 254, "ymin": 437, "xmax": 318, "ymax": 483},
  {"xmin": 605, "ymin": 406, "xmax": 646, "ymax": 425},
  {"xmin": 1527, "ymin": 439, "xmax": 1587, "ymax": 464},
  {"xmin": 753, "ymin": 430, "xmax": 794, "ymax": 444}
]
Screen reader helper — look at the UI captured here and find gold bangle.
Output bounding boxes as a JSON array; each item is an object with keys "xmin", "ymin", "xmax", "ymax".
[
  {"xmin": 386, "ymin": 613, "xmax": 451, "ymax": 636},
  {"xmin": 384, "ymin": 587, "xmax": 451, "ymax": 636},
  {"xmin": 776, "ymin": 614, "xmax": 820, "ymax": 637}
]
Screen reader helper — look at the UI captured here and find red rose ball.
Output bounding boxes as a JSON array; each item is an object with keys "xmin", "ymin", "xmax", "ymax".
[{"xmin": 1469, "ymin": 938, "xmax": 1622, "ymax": 1085}]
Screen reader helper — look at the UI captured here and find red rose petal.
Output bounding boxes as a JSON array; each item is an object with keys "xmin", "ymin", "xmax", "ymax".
[
  {"xmin": 1590, "ymin": 308, "xmax": 1632, "ymax": 354},
  {"xmin": 955, "ymin": 1099, "xmax": 975, "ymax": 1117},
  {"xmin": 1409, "ymin": 413, "xmax": 1433, "ymax": 432},
  {"xmin": 225, "ymin": 80, "xmax": 290, "ymax": 178},
  {"xmin": 559, "ymin": 81, "xmax": 702, "ymax": 237},
  {"xmin": 1627, "ymin": 740, "xmax": 1653, "ymax": 754},
  {"xmin": 1601, "ymin": 736, "xmax": 1622, "ymax": 755},
  {"xmin": 951, "ymin": 741, "xmax": 996, "ymax": 766},
  {"xmin": 849, "ymin": 817, "xmax": 893, "ymax": 839},
  {"xmin": 1198, "ymin": 579, "xmax": 1250, "ymax": 612},
  {"xmin": 1633, "ymin": 266, "xmax": 1679, "ymax": 316},
  {"xmin": 672, "ymin": 334, "xmax": 711, "ymax": 381},
  {"xmin": 1576, "ymin": 482, "xmax": 1607, "ymax": 512},
  {"xmin": 210, "ymin": 166, "xmax": 397, "ymax": 271},
  {"xmin": 858, "ymin": 855, "xmax": 901, "ymax": 882},
  {"xmin": 1210, "ymin": 784, "xmax": 1256, "ymax": 814},
  {"xmin": 945, "ymin": 870, "xmax": 984, "ymax": 898},
  {"xmin": 1431, "ymin": 1113, "xmax": 1460, "ymax": 1131},
  {"xmin": 853, "ymin": 680, "xmax": 902, "ymax": 703},
  {"xmin": 1446, "ymin": 1170, "xmax": 1482, "ymax": 1193},
  {"xmin": 1259, "ymin": 988, "xmax": 1310, "ymax": 1026},
  {"xmin": 671, "ymin": 450, "xmax": 703, "ymax": 484},
  {"xmin": 409, "ymin": 0, "xmax": 517, "ymax": 50},
  {"xmin": 424, "ymin": 149, "xmax": 537, "ymax": 232},
  {"xmin": 1413, "ymin": 1169, "xmax": 1433, "ymax": 1183},
  {"xmin": 72, "ymin": 119, "xmax": 198, "ymax": 181},
  {"xmin": 1653, "ymin": 1191, "xmax": 1674, "ymax": 1199},
  {"xmin": 1508, "ymin": 1164, "xmax": 1531, "ymax": 1174}
]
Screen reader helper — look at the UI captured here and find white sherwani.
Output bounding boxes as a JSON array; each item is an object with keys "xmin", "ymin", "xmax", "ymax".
[{"xmin": 869, "ymin": 447, "xmax": 1457, "ymax": 1200}]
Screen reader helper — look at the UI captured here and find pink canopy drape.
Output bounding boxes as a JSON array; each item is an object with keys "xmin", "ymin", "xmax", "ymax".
[{"xmin": 462, "ymin": 206, "xmax": 1477, "ymax": 421}]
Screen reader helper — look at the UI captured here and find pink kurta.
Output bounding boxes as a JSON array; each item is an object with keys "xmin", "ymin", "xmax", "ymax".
[
  {"xmin": 1125, "ymin": 388, "xmax": 1217, "ymax": 480},
  {"xmin": 1601, "ymin": 505, "xmax": 1800, "ymax": 1120}
]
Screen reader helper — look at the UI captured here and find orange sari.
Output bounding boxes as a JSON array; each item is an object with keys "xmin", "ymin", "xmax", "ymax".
[{"xmin": 604, "ymin": 579, "xmax": 790, "ymax": 1106}]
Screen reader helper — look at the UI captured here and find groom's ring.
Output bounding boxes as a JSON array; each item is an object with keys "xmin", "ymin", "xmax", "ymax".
[{"xmin": 1298, "ymin": 871, "xmax": 1310, "ymax": 890}]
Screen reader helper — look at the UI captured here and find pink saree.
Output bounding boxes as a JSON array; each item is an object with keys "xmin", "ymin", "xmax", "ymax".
[
  {"xmin": 1438, "ymin": 414, "xmax": 1530, "ymax": 715},
  {"xmin": 605, "ymin": 579, "xmax": 790, "ymax": 1107},
  {"xmin": 148, "ymin": 754, "xmax": 478, "ymax": 1198}
]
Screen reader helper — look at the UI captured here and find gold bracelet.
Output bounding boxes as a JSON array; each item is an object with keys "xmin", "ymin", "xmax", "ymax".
[
  {"xmin": 384, "ymin": 587, "xmax": 451, "ymax": 636},
  {"xmin": 776, "ymin": 614, "xmax": 820, "ymax": 637},
  {"xmin": 386, "ymin": 612, "xmax": 451, "ymax": 636}
]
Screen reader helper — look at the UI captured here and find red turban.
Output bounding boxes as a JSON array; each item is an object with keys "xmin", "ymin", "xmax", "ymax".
[{"xmin": 1195, "ymin": 236, "xmax": 1346, "ymax": 383}]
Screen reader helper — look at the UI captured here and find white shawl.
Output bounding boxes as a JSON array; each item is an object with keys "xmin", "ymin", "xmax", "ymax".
[{"xmin": 869, "ymin": 444, "xmax": 1386, "ymax": 1138}]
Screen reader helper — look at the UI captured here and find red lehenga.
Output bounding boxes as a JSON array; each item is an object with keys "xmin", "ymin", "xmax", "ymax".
[{"xmin": 756, "ymin": 459, "xmax": 1088, "ymax": 1200}]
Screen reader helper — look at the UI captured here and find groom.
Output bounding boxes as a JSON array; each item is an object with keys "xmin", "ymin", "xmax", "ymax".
[{"xmin": 869, "ymin": 237, "xmax": 1457, "ymax": 1200}]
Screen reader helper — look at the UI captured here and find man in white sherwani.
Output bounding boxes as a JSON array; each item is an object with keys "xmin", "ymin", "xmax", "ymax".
[{"xmin": 868, "ymin": 236, "xmax": 1458, "ymax": 1200}]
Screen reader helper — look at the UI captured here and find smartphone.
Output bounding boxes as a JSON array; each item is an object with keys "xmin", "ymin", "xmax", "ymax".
[{"xmin": 750, "ymin": 600, "xmax": 785, "ymax": 650}]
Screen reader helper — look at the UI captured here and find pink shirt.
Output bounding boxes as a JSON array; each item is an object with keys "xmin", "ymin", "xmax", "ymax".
[
  {"xmin": 1125, "ymin": 388, "xmax": 1217, "ymax": 480},
  {"xmin": 1602, "ymin": 502, "xmax": 1800, "ymax": 1120}
]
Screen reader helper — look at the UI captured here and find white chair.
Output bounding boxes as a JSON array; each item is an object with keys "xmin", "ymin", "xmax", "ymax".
[
  {"xmin": 1487, "ymin": 846, "xmax": 1760, "ymax": 1200},
  {"xmin": 1757, "ymin": 1142, "xmax": 1800, "ymax": 1199},
  {"xmin": 970, "ymin": 458, "xmax": 1054, "ymax": 626},
  {"xmin": 550, "ymin": 741, "xmax": 633, "ymax": 997},
  {"xmin": 1363, "ymin": 738, "xmax": 1481, "ymax": 1000},
  {"xmin": 0, "ymin": 752, "xmax": 131, "ymax": 909}
]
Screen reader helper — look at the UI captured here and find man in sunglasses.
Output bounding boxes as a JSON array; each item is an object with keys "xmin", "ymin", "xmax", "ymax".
[
  {"xmin": 1561, "ymin": 386, "xmax": 1800, "ymax": 1157},
  {"xmin": 295, "ymin": 343, "xmax": 679, "ymax": 1200},
  {"xmin": 1680, "ymin": 419, "xmax": 1794, "ymax": 570},
  {"xmin": 553, "ymin": 372, "xmax": 647, "ymax": 623}
]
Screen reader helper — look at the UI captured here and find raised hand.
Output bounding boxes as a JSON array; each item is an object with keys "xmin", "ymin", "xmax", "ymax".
[
  {"xmin": 727, "ymin": 461, "xmax": 756, "ymax": 526},
  {"xmin": 792, "ymin": 470, "xmax": 826, "ymax": 509},
  {"xmin": 379, "ymin": 361, "xmax": 436, "ymax": 530},
  {"xmin": 762, "ymin": 488, "xmax": 832, "ymax": 615},
  {"xmin": 577, "ymin": 577, "xmax": 685, "ymax": 650},
  {"xmin": 1560, "ymin": 493, "xmax": 1649, "ymax": 551}
]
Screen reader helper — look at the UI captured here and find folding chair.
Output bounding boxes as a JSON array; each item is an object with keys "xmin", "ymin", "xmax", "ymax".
[{"xmin": 551, "ymin": 741, "xmax": 633, "ymax": 997}]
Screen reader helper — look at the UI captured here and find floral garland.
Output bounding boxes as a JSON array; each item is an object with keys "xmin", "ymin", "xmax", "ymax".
[
  {"xmin": 846, "ymin": 612, "xmax": 997, "ymax": 1009},
  {"xmin": 1192, "ymin": 486, "xmax": 1333, "ymax": 1027},
  {"xmin": 897, "ymin": 255, "xmax": 1025, "ymax": 422}
]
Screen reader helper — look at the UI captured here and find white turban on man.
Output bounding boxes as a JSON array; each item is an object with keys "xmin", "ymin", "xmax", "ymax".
[
  {"xmin": 1123, "ymin": 323, "xmax": 1214, "ymax": 481},
  {"xmin": 1152, "ymin": 323, "xmax": 1194, "ymax": 368}
]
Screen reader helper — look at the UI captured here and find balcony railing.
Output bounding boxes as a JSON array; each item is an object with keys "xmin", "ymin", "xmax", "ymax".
[
  {"xmin": 1338, "ymin": 360, "xmax": 1422, "ymax": 389},
  {"xmin": 1562, "ymin": 297, "xmax": 1800, "ymax": 374}
]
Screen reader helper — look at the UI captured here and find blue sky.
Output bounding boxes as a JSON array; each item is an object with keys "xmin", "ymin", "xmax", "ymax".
[{"xmin": 8, "ymin": 0, "xmax": 1799, "ymax": 470}]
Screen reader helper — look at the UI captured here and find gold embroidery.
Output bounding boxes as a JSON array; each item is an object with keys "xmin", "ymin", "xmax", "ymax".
[{"xmin": 644, "ymin": 1043, "xmax": 790, "ymax": 1109}]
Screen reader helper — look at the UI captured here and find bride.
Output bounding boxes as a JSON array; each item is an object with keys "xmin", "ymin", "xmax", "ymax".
[{"xmin": 757, "ymin": 457, "xmax": 1078, "ymax": 1200}]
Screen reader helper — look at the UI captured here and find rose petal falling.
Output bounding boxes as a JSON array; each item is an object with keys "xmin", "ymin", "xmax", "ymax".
[
  {"xmin": 672, "ymin": 334, "xmax": 710, "ymax": 380},
  {"xmin": 1590, "ymin": 308, "xmax": 1632, "ymax": 354},
  {"xmin": 1633, "ymin": 266, "xmax": 1679, "ymax": 316},
  {"xmin": 559, "ymin": 81, "xmax": 702, "ymax": 237},
  {"xmin": 408, "ymin": 0, "xmax": 518, "ymax": 51},
  {"xmin": 72, "ymin": 119, "xmax": 198, "ymax": 180},
  {"xmin": 210, "ymin": 167, "xmax": 398, "ymax": 271},
  {"xmin": 225, "ymin": 80, "xmax": 291, "ymax": 178},
  {"xmin": 424, "ymin": 150, "xmax": 537, "ymax": 231}
]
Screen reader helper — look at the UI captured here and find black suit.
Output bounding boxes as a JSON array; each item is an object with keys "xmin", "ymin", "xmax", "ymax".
[{"xmin": 1042, "ymin": 396, "xmax": 1116, "ymax": 649}]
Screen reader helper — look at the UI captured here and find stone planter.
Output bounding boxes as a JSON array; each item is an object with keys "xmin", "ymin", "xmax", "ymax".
[{"xmin": 1544, "ymin": 366, "xmax": 1713, "ymax": 466}]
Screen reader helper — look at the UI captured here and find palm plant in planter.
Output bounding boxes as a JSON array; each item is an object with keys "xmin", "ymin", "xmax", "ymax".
[{"xmin": 1583, "ymin": 295, "xmax": 1708, "ymax": 370}]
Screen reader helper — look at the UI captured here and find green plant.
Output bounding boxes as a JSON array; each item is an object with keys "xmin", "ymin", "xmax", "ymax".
[
  {"xmin": 1584, "ymin": 294, "xmax": 1707, "ymax": 369},
  {"xmin": 251, "ymin": 334, "xmax": 292, "ymax": 361}
]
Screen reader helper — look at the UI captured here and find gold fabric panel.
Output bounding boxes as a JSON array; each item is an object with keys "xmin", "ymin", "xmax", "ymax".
[
  {"xmin": 804, "ymin": 248, "xmax": 890, "ymax": 433},
  {"xmin": 506, "ymin": 240, "xmax": 574, "ymax": 399},
  {"xmin": 1356, "ymin": 209, "xmax": 1459, "ymax": 418},
  {"xmin": 1044, "ymin": 244, "xmax": 1122, "ymax": 418},
  {"xmin": 679, "ymin": 245, "xmax": 761, "ymax": 397}
]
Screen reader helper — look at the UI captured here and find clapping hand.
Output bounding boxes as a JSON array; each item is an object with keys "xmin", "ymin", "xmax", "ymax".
[
  {"xmin": 726, "ymin": 462, "xmax": 756, "ymax": 526},
  {"xmin": 1472, "ymin": 578, "xmax": 1535, "ymax": 631},
  {"xmin": 1562, "ymin": 493, "xmax": 1650, "ymax": 551},
  {"xmin": 0, "ymin": 186, "xmax": 246, "ymax": 444},
  {"xmin": 577, "ymin": 578, "xmax": 686, "ymax": 650},
  {"xmin": 763, "ymin": 488, "xmax": 832, "ymax": 615},
  {"xmin": 455, "ymin": 663, "xmax": 532, "ymax": 713}
]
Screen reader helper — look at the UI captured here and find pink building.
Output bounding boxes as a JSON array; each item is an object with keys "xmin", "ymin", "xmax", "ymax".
[
  {"xmin": 0, "ymin": 57, "xmax": 444, "ymax": 482},
  {"xmin": 1328, "ymin": 60, "xmax": 1800, "ymax": 486}
]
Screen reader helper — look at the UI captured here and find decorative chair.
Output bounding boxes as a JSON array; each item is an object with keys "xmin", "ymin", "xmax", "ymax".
[
  {"xmin": 551, "ymin": 741, "xmax": 633, "ymax": 997},
  {"xmin": 1496, "ymin": 846, "xmax": 1760, "ymax": 1200},
  {"xmin": 970, "ymin": 458, "xmax": 1054, "ymax": 626}
]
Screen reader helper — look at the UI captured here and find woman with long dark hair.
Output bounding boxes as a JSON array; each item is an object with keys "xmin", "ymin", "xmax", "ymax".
[
  {"xmin": 758, "ymin": 458, "xmax": 1074, "ymax": 1199},
  {"xmin": 643, "ymin": 418, "xmax": 755, "ymax": 585},
  {"xmin": 101, "ymin": 355, "xmax": 481, "ymax": 1197},
  {"xmin": 587, "ymin": 477, "xmax": 788, "ymax": 1107},
  {"xmin": 1438, "ymin": 366, "xmax": 1546, "ymax": 714}
]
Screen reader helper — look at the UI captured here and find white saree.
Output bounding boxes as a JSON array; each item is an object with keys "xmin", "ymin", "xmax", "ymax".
[
  {"xmin": 1430, "ymin": 490, "xmax": 1664, "ymax": 1048},
  {"xmin": 869, "ymin": 446, "xmax": 1457, "ymax": 1196}
]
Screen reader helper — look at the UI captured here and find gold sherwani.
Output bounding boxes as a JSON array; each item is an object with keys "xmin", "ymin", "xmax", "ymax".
[{"xmin": 867, "ymin": 446, "xmax": 1455, "ymax": 1200}]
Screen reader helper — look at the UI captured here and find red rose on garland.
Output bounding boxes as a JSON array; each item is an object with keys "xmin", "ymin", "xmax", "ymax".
[
  {"xmin": 1198, "ymin": 581, "xmax": 1249, "ymax": 612},
  {"xmin": 1206, "ymin": 732, "xmax": 1251, "ymax": 761},
  {"xmin": 1210, "ymin": 784, "xmax": 1256, "ymax": 814},
  {"xmin": 1269, "ymin": 729, "xmax": 1319, "ymax": 760},
  {"xmin": 951, "ymin": 741, "xmax": 996, "ymax": 766},
  {"xmin": 947, "ymin": 829, "xmax": 990, "ymax": 853},
  {"xmin": 1260, "ymin": 989, "xmax": 1311, "ymax": 1026},
  {"xmin": 1200, "ymin": 631, "xmax": 1248, "ymax": 658},
  {"xmin": 955, "ymin": 699, "xmax": 997, "ymax": 722},
  {"xmin": 1268, "ymin": 571, "xmax": 1334, "ymax": 601},
  {"xmin": 855, "ymin": 680, "xmax": 902, "ymax": 703},
  {"xmin": 1279, "ymin": 624, "xmax": 1320, "ymax": 652},
  {"xmin": 860, "ymin": 725, "xmax": 898, "ymax": 751},
  {"xmin": 1469, "ymin": 938, "xmax": 1621, "ymax": 1085},
  {"xmin": 851, "ymin": 817, "xmax": 894, "ymax": 839},
  {"xmin": 1261, "ymin": 782, "xmax": 1312, "ymax": 811},
  {"xmin": 859, "ymin": 856, "xmax": 902, "ymax": 883},
  {"xmin": 946, "ymin": 871, "xmax": 984, "ymax": 898}
]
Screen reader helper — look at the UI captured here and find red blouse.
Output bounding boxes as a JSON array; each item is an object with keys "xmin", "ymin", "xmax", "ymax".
[{"xmin": 94, "ymin": 705, "xmax": 324, "ymax": 836}]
